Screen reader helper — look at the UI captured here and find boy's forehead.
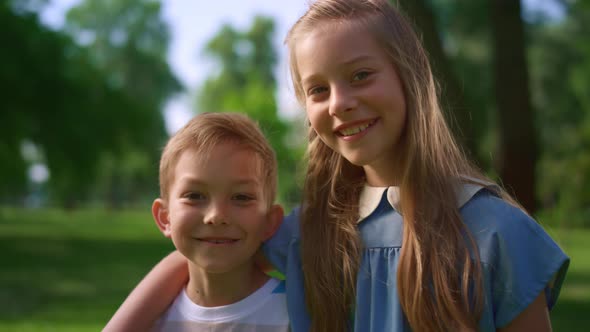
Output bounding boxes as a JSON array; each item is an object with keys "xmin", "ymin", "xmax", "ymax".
[
  {"xmin": 177, "ymin": 144, "xmax": 265, "ymax": 180},
  {"xmin": 167, "ymin": 143, "xmax": 274, "ymax": 204},
  {"xmin": 190, "ymin": 142, "xmax": 260, "ymax": 164}
]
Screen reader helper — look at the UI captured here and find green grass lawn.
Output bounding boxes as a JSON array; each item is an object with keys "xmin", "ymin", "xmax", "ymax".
[
  {"xmin": 0, "ymin": 208, "xmax": 588, "ymax": 331},
  {"xmin": 0, "ymin": 207, "xmax": 173, "ymax": 332},
  {"xmin": 545, "ymin": 227, "xmax": 590, "ymax": 331}
]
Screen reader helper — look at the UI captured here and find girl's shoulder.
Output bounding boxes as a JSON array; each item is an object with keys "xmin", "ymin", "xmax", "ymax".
[
  {"xmin": 453, "ymin": 181, "xmax": 541, "ymax": 242},
  {"xmin": 460, "ymin": 186, "xmax": 541, "ymax": 241},
  {"xmin": 460, "ymin": 184, "xmax": 568, "ymax": 283},
  {"xmin": 461, "ymin": 186, "xmax": 569, "ymax": 328},
  {"xmin": 461, "ymin": 186, "xmax": 527, "ymax": 225}
]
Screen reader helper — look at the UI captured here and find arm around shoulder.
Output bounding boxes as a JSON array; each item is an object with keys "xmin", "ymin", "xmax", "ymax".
[
  {"xmin": 103, "ymin": 250, "xmax": 189, "ymax": 332},
  {"xmin": 261, "ymin": 207, "xmax": 301, "ymax": 274}
]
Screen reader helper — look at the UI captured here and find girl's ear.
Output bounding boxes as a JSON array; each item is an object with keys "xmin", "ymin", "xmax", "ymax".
[
  {"xmin": 152, "ymin": 198, "xmax": 172, "ymax": 238},
  {"xmin": 263, "ymin": 204, "xmax": 284, "ymax": 241}
]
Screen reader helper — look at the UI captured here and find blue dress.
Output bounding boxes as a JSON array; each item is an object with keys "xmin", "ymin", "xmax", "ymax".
[{"xmin": 263, "ymin": 184, "xmax": 569, "ymax": 331}]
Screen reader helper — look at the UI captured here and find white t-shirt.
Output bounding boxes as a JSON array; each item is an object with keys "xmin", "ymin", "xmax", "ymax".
[{"xmin": 153, "ymin": 278, "xmax": 289, "ymax": 332}]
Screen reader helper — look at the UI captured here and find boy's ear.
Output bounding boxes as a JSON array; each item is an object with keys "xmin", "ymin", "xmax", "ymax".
[
  {"xmin": 152, "ymin": 198, "xmax": 172, "ymax": 238},
  {"xmin": 263, "ymin": 204, "xmax": 284, "ymax": 241}
]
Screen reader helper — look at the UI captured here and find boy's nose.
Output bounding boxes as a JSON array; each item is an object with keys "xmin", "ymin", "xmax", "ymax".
[
  {"xmin": 329, "ymin": 85, "xmax": 357, "ymax": 116},
  {"xmin": 203, "ymin": 203, "xmax": 228, "ymax": 225}
]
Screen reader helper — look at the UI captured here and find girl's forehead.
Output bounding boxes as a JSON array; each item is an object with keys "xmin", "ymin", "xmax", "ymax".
[
  {"xmin": 294, "ymin": 22, "xmax": 384, "ymax": 71},
  {"xmin": 296, "ymin": 21, "xmax": 363, "ymax": 54},
  {"xmin": 298, "ymin": 18, "xmax": 360, "ymax": 38}
]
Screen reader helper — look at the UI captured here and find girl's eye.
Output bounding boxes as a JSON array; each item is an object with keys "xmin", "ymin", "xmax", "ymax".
[
  {"xmin": 352, "ymin": 71, "xmax": 371, "ymax": 82},
  {"xmin": 308, "ymin": 86, "xmax": 328, "ymax": 96}
]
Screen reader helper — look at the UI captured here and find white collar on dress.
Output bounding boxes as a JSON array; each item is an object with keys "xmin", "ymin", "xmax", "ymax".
[{"xmin": 357, "ymin": 177, "xmax": 495, "ymax": 223}]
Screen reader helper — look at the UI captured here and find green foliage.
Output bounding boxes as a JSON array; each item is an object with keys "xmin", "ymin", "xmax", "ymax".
[
  {"xmin": 428, "ymin": 0, "xmax": 589, "ymax": 222},
  {"xmin": 197, "ymin": 16, "xmax": 303, "ymax": 207},
  {"xmin": 60, "ymin": 0, "xmax": 180, "ymax": 207},
  {"xmin": 0, "ymin": 1, "xmax": 180, "ymax": 207},
  {"xmin": 0, "ymin": 2, "xmax": 56, "ymax": 200},
  {"xmin": 529, "ymin": 0, "xmax": 590, "ymax": 225},
  {"xmin": 65, "ymin": 0, "xmax": 180, "ymax": 106},
  {"xmin": 0, "ymin": 141, "xmax": 27, "ymax": 203}
]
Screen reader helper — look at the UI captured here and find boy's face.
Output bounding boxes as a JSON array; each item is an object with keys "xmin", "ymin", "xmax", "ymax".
[{"xmin": 152, "ymin": 142, "xmax": 282, "ymax": 275}]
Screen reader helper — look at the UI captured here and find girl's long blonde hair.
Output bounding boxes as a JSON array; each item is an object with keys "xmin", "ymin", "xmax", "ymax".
[{"xmin": 286, "ymin": 0, "xmax": 520, "ymax": 331}]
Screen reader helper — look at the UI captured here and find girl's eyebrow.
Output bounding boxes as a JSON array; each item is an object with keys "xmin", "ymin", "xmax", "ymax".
[
  {"xmin": 301, "ymin": 74, "xmax": 321, "ymax": 88},
  {"xmin": 340, "ymin": 55, "xmax": 374, "ymax": 66},
  {"xmin": 301, "ymin": 55, "xmax": 376, "ymax": 85}
]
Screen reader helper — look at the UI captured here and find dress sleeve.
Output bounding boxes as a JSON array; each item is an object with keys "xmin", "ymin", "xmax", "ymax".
[
  {"xmin": 262, "ymin": 207, "xmax": 301, "ymax": 275},
  {"xmin": 462, "ymin": 193, "xmax": 570, "ymax": 328}
]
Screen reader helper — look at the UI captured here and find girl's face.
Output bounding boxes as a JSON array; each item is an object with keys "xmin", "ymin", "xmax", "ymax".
[{"xmin": 295, "ymin": 21, "xmax": 407, "ymax": 186}]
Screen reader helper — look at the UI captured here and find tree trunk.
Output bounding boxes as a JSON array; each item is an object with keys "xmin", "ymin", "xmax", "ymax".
[
  {"xmin": 490, "ymin": 0, "xmax": 537, "ymax": 213},
  {"xmin": 397, "ymin": 0, "xmax": 479, "ymax": 163}
]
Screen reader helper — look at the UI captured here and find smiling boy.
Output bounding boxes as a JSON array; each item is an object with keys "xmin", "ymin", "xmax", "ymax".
[{"xmin": 150, "ymin": 112, "xmax": 288, "ymax": 331}]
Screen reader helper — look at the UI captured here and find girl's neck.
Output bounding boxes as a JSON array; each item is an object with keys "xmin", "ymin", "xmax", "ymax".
[
  {"xmin": 185, "ymin": 262, "xmax": 269, "ymax": 307},
  {"xmin": 363, "ymin": 165, "xmax": 401, "ymax": 187},
  {"xmin": 362, "ymin": 148, "xmax": 403, "ymax": 187}
]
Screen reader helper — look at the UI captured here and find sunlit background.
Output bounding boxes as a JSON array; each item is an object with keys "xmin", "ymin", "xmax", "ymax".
[{"xmin": 1, "ymin": 0, "xmax": 588, "ymax": 330}]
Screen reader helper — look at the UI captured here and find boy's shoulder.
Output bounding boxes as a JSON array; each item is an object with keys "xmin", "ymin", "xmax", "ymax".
[{"xmin": 155, "ymin": 277, "xmax": 288, "ymax": 330}]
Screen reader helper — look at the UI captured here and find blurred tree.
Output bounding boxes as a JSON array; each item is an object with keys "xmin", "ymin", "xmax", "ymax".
[
  {"xmin": 64, "ymin": 0, "xmax": 182, "ymax": 207},
  {"xmin": 490, "ymin": 0, "xmax": 537, "ymax": 213},
  {"xmin": 65, "ymin": 0, "xmax": 180, "ymax": 108},
  {"xmin": 402, "ymin": 0, "xmax": 538, "ymax": 213},
  {"xmin": 0, "ymin": 1, "xmax": 174, "ymax": 208},
  {"xmin": 0, "ymin": 2, "xmax": 32, "ymax": 202},
  {"xmin": 0, "ymin": 1, "xmax": 75, "ymax": 204},
  {"xmin": 530, "ymin": 0, "xmax": 590, "ymax": 226},
  {"xmin": 198, "ymin": 16, "xmax": 302, "ymax": 207},
  {"xmin": 398, "ymin": 0, "xmax": 480, "ymax": 165},
  {"xmin": 429, "ymin": 0, "xmax": 496, "ymax": 171}
]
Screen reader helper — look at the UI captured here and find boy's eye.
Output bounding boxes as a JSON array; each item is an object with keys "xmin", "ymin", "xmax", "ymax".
[
  {"xmin": 185, "ymin": 192, "xmax": 206, "ymax": 201},
  {"xmin": 352, "ymin": 71, "xmax": 371, "ymax": 82},
  {"xmin": 232, "ymin": 193, "xmax": 255, "ymax": 202}
]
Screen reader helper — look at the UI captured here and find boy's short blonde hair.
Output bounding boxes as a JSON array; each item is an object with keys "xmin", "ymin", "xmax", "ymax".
[{"xmin": 158, "ymin": 112, "xmax": 277, "ymax": 206}]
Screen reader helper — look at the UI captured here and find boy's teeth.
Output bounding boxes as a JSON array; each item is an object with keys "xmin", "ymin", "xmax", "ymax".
[
  {"xmin": 204, "ymin": 239, "xmax": 235, "ymax": 244},
  {"xmin": 339, "ymin": 123, "xmax": 370, "ymax": 136}
]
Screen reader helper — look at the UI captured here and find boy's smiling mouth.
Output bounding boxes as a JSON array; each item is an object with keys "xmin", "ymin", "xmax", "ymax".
[{"xmin": 196, "ymin": 237, "xmax": 239, "ymax": 245}]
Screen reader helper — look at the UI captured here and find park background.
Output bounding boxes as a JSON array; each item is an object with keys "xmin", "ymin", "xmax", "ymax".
[{"xmin": 1, "ymin": 0, "xmax": 588, "ymax": 330}]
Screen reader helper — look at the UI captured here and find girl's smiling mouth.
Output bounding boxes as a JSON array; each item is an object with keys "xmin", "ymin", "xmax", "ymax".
[{"xmin": 335, "ymin": 118, "xmax": 378, "ymax": 138}]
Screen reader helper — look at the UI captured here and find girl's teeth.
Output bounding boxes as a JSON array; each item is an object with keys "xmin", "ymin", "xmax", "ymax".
[{"xmin": 340, "ymin": 123, "xmax": 370, "ymax": 136}]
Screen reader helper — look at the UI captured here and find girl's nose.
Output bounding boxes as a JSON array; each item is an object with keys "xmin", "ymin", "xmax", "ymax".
[{"xmin": 329, "ymin": 84, "xmax": 357, "ymax": 116}]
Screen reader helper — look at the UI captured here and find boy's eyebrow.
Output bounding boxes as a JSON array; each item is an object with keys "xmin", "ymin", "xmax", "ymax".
[
  {"xmin": 178, "ymin": 176, "xmax": 261, "ymax": 186},
  {"xmin": 230, "ymin": 179, "xmax": 261, "ymax": 186},
  {"xmin": 177, "ymin": 176, "xmax": 205, "ymax": 185}
]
